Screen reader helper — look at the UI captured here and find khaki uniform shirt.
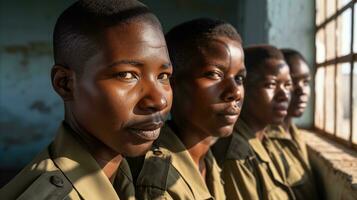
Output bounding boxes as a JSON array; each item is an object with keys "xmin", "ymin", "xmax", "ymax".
[
  {"xmin": 213, "ymin": 119, "xmax": 295, "ymax": 200},
  {"xmin": 264, "ymin": 124, "xmax": 319, "ymax": 200},
  {"xmin": 0, "ymin": 123, "xmax": 135, "ymax": 200},
  {"xmin": 135, "ymin": 124, "xmax": 226, "ymax": 200}
]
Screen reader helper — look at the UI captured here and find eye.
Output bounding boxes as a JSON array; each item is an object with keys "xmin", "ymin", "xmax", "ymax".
[
  {"xmin": 115, "ymin": 72, "xmax": 138, "ymax": 81},
  {"xmin": 235, "ymin": 75, "xmax": 245, "ymax": 85},
  {"xmin": 303, "ymin": 78, "xmax": 310, "ymax": 86},
  {"xmin": 285, "ymin": 81, "xmax": 293, "ymax": 90},
  {"xmin": 158, "ymin": 72, "xmax": 171, "ymax": 83},
  {"xmin": 204, "ymin": 71, "xmax": 223, "ymax": 80},
  {"xmin": 265, "ymin": 81, "xmax": 276, "ymax": 89}
]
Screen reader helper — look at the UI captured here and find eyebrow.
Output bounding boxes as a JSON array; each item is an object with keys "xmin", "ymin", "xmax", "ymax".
[
  {"xmin": 208, "ymin": 63, "xmax": 229, "ymax": 71},
  {"xmin": 239, "ymin": 68, "xmax": 247, "ymax": 76},
  {"xmin": 107, "ymin": 59, "xmax": 172, "ymax": 69}
]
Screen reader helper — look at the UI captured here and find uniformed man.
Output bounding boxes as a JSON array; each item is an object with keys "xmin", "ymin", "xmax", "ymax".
[
  {"xmin": 0, "ymin": 0, "xmax": 172, "ymax": 199},
  {"xmin": 133, "ymin": 18, "xmax": 246, "ymax": 199},
  {"xmin": 213, "ymin": 45, "xmax": 296, "ymax": 200},
  {"xmin": 264, "ymin": 49, "xmax": 319, "ymax": 200}
]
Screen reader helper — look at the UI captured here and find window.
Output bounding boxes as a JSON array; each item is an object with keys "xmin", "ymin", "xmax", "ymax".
[{"xmin": 314, "ymin": 0, "xmax": 357, "ymax": 149}]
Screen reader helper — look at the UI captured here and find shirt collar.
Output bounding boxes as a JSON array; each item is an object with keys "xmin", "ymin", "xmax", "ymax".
[
  {"xmin": 158, "ymin": 124, "xmax": 215, "ymax": 200},
  {"xmin": 50, "ymin": 123, "xmax": 120, "ymax": 200}
]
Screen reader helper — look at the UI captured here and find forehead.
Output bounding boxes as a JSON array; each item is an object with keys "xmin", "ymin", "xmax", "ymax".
[
  {"xmin": 257, "ymin": 58, "xmax": 289, "ymax": 76},
  {"xmin": 289, "ymin": 58, "xmax": 310, "ymax": 76},
  {"xmin": 199, "ymin": 37, "xmax": 242, "ymax": 57},
  {"xmin": 102, "ymin": 21, "xmax": 166, "ymax": 51},
  {"xmin": 192, "ymin": 36, "xmax": 243, "ymax": 68}
]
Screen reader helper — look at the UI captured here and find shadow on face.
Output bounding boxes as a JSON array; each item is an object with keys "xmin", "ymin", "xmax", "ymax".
[
  {"xmin": 287, "ymin": 57, "xmax": 311, "ymax": 117},
  {"xmin": 54, "ymin": 21, "xmax": 173, "ymax": 157},
  {"xmin": 244, "ymin": 58, "xmax": 292, "ymax": 127},
  {"xmin": 171, "ymin": 36, "xmax": 246, "ymax": 139}
]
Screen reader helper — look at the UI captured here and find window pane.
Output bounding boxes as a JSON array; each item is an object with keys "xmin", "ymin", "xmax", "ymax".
[
  {"xmin": 336, "ymin": 63, "xmax": 351, "ymax": 140},
  {"xmin": 316, "ymin": 0, "xmax": 325, "ymax": 25},
  {"xmin": 315, "ymin": 67, "xmax": 325, "ymax": 130},
  {"xmin": 316, "ymin": 29, "xmax": 326, "ymax": 63},
  {"xmin": 326, "ymin": 21, "xmax": 336, "ymax": 60},
  {"xmin": 337, "ymin": 8, "xmax": 352, "ymax": 57},
  {"xmin": 338, "ymin": 0, "xmax": 351, "ymax": 10},
  {"xmin": 325, "ymin": 65, "xmax": 335, "ymax": 134},
  {"xmin": 354, "ymin": 4, "xmax": 357, "ymax": 53},
  {"xmin": 327, "ymin": 0, "xmax": 336, "ymax": 18},
  {"xmin": 353, "ymin": 62, "xmax": 357, "ymax": 144}
]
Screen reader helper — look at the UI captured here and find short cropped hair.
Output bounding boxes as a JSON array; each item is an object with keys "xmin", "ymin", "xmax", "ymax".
[
  {"xmin": 280, "ymin": 48, "xmax": 307, "ymax": 68},
  {"xmin": 243, "ymin": 45, "xmax": 285, "ymax": 85},
  {"xmin": 53, "ymin": 0, "xmax": 162, "ymax": 74},
  {"xmin": 165, "ymin": 18, "xmax": 242, "ymax": 74}
]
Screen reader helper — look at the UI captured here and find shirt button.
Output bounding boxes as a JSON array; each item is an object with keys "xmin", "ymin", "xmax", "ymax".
[
  {"xmin": 50, "ymin": 175, "xmax": 64, "ymax": 187},
  {"xmin": 153, "ymin": 148, "xmax": 163, "ymax": 156}
]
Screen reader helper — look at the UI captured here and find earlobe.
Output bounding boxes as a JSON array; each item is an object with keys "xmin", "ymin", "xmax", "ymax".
[{"xmin": 51, "ymin": 65, "xmax": 74, "ymax": 101}]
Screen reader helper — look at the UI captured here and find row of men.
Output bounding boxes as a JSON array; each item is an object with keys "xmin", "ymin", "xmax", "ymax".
[{"xmin": 0, "ymin": 0, "xmax": 317, "ymax": 199}]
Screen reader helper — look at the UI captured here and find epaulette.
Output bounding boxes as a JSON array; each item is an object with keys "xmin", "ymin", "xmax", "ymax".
[
  {"xmin": 17, "ymin": 170, "xmax": 72, "ymax": 200},
  {"xmin": 135, "ymin": 145, "xmax": 171, "ymax": 191}
]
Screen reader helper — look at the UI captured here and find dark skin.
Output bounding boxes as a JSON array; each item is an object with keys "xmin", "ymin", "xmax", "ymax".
[
  {"xmin": 51, "ymin": 21, "xmax": 172, "ymax": 183},
  {"xmin": 282, "ymin": 56, "xmax": 311, "ymax": 133},
  {"xmin": 171, "ymin": 36, "xmax": 246, "ymax": 178},
  {"xmin": 241, "ymin": 58, "xmax": 292, "ymax": 140}
]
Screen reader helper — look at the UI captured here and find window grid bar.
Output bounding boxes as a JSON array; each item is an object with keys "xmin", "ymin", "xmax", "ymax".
[
  {"xmin": 323, "ymin": 0, "xmax": 328, "ymax": 132},
  {"xmin": 334, "ymin": 0, "xmax": 338, "ymax": 137},
  {"xmin": 316, "ymin": 53, "xmax": 357, "ymax": 67},
  {"xmin": 314, "ymin": 127, "xmax": 357, "ymax": 151},
  {"xmin": 315, "ymin": 0, "xmax": 357, "ymax": 148},
  {"xmin": 349, "ymin": 3, "xmax": 354, "ymax": 144},
  {"xmin": 316, "ymin": 0, "xmax": 356, "ymax": 31}
]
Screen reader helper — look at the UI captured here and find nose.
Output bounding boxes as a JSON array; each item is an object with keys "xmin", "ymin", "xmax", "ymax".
[
  {"xmin": 276, "ymin": 84, "xmax": 290, "ymax": 102},
  {"xmin": 221, "ymin": 78, "xmax": 242, "ymax": 102},
  {"xmin": 137, "ymin": 82, "xmax": 169, "ymax": 114},
  {"xmin": 295, "ymin": 81, "xmax": 306, "ymax": 95}
]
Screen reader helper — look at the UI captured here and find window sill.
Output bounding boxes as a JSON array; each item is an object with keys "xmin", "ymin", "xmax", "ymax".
[{"xmin": 301, "ymin": 129, "xmax": 357, "ymax": 199}]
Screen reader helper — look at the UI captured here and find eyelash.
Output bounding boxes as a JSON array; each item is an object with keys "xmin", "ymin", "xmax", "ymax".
[
  {"xmin": 158, "ymin": 72, "xmax": 172, "ymax": 83},
  {"xmin": 204, "ymin": 71, "xmax": 223, "ymax": 80},
  {"xmin": 115, "ymin": 72, "xmax": 138, "ymax": 81},
  {"xmin": 114, "ymin": 72, "xmax": 172, "ymax": 83},
  {"xmin": 235, "ymin": 75, "xmax": 245, "ymax": 85}
]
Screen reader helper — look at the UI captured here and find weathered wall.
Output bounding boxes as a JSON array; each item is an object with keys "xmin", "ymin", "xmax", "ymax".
[
  {"xmin": 141, "ymin": 0, "xmax": 239, "ymax": 32},
  {"xmin": 238, "ymin": 0, "xmax": 315, "ymax": 128},
  {"xmin": 0, "ymin": 0, "xmax": 74, "ymax": 169},
  {"xmin": 267, "ymin": 0, "xmax": 315, "ymax": 128}
]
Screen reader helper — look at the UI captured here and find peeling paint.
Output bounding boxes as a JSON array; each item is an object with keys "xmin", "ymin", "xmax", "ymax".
[
  {"xmin": 29, "ymin": 100, "xmax": 52, "ymax": 114},
  {"xmin": 2, "ymin": 41, "xmax": 52, "ymax": 67},
  {"xmin": 0, "ymin": 122, "xmax": 45, "ymax": 149}
]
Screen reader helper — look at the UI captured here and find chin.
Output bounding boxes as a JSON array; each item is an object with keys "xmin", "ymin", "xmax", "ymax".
[
  {"xmin": 121, "ymin": 142, "xmax": 153, "ymax": 157},
  {"xmin": 292, "ymin": 110, "xmax": 304, "ymax": 117},
  {"xmin": 214, "ymin": 126, "xmax": 235, "ymax": 138},
  {"xmin": 270, "ymin": 117, "xmax": 285, "ymax": 125}
]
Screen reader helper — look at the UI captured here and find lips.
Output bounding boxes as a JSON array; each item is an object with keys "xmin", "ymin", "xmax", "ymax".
[
  {"xmin": 273, "ymin": 104, "xmax": 289, "ymax": 116},
  {"xmin": 216, "ymin": 104, "xmax": 241, "ymax": 124},
  {"xmin": 127, "ymin": 121, "xmax": 164, "ymax": 141}
]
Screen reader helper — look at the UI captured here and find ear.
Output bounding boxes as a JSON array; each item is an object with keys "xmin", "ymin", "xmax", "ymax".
[{"xmin": 51, "ymin": 65, "xmax": 74, "ymax": 101}]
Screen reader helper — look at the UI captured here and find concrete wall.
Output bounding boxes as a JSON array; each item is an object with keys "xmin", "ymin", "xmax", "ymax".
[
  {"xmin": 0, "ymin": 0, "xmax": 315, "ymax": 171},
  {"xmin": 0, "ymin": 0, "xmax": 74, "ymax": 169},
  {"xmin": 238, "ymin": 0, "xmax": 315, "ymax": 128}
]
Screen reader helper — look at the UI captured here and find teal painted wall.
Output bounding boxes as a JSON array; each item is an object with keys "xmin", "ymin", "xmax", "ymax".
[{"xmin": 0, "ymin": 0, "xmax": 315, "ymax": 171}]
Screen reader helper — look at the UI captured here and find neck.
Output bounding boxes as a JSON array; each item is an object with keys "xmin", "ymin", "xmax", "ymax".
[
  {"xmin": 241, "ymin": 112, "xmax": 266, "ymax": 141},
  {"xmin": 64, "ymin": 106, "xmax": 122, "ymax": 183},
  {"xmin": 282, "ymin": 116, "xmax": 293, "ymax": 134},
  {"xmin": 171, "ymin": 120, "xmax": 212, "ymax": 177}
]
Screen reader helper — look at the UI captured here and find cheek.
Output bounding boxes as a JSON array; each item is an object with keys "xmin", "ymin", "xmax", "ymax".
[
  {"xmin": 257, "ymin": 89, "xmax": 274, "ymax": 106},
  {"xmin": 304, "ymin": 86, "xmax": 311, "ymax": 96}
]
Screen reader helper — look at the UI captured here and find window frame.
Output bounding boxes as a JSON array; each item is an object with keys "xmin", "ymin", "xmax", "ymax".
[{"xmin": 314, "ymin": 0, "xmax": 357, "ymax": 150}]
